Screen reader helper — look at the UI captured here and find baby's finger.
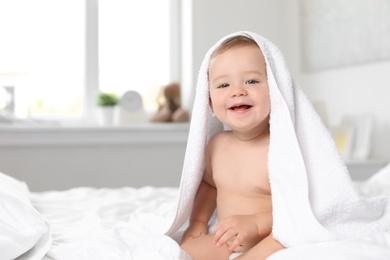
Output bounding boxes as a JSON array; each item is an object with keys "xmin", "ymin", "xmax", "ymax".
[
  {"xmin": 214, "ymin": 229, "xmax": 237, "ymax": 248},
  {"xmin": 214, "ymin": 220, "xmax": 227, "ymax": 233},
  {"xmin": 228, "ymin": 236, "xmax": 243, "ymax": 251},
  {"xmin": 215, "ymin": 217, "xmax": 234, "ymax": 231},
  {"xmin": 213, "ymin": 223, "xmax": 228, "ymax": 243}
]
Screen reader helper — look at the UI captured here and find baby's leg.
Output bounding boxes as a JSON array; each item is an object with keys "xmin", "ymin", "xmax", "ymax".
[
  {"xmin": 181, "ymin": 234, "xmax": 232, "ymax": 260},
  {"xmin": 234, "ymin": 233, "xmax": 284, "ymax": 260}
]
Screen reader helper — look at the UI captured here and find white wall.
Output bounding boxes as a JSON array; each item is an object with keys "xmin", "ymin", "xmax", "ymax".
[
  {"xmin": 0, "ymin": 143, "xmax": 185, "ymax": 191},
  {"xmin": 286, "ymin": 0, "xmax": 390, "ymax": 160},
  {"xmin": 0, "ymin": 126, "xmax": 188, "ymax": 191},
  {"xmin": 183, "ymin": 0, "xmax": 390, "ymax": 160},
  {"xmin": 182, "ymin": 0, "xmax": 291, "ymax": 110}
]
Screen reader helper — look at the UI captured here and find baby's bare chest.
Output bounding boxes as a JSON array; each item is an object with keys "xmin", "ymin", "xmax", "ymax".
[{"xmin": 211, "ymin": 145, "xmax": 270, "ymax": 194}]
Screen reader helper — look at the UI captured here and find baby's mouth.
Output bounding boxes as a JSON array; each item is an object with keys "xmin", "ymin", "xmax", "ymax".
[{"xmin": 229, "ymin": 104, "xmax": 253, "ymax": 111}]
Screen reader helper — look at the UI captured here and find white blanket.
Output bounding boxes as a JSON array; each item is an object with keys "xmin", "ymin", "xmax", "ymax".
[
  {"xmin": 164, "ymin": 31, "xmax": 390, "ymax": 247},
  {"xmin": 0, "ymin": 172, "xmax": 51, "ymax": 260},
  {"xmin": 1, "ymin": 167, "xmax": 389, "ymax": 259},
  {"xmin": 29, "ymin": 187, "xmax": 190, "ymax": 260},
  {"xmin": 28, "ymin": 166, "xmax": 390, "ymax": 259}
]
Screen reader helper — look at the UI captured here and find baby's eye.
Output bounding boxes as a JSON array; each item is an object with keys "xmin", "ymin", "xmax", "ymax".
[
  {"xmin": 246, "ymin": 79, "xmax": 259, "ymax": 84},
  {"xmin": 218, "ymin": 83, "xmax": 229, "ymax": 89}
]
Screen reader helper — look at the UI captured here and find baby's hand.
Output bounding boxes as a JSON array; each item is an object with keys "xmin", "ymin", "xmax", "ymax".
[
  {"xmin": 213, "ymin": 215, "xmax": 260, "ymax": 252},
  {"xmin": 180, "ymin": 221, "xmax": 208, "ymax": 245}
]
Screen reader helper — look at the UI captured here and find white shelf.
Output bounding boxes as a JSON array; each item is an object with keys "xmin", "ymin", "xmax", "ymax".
[
  {"xmin": 0, "ymin": 123, "xmax": 190, "ymax": 146},
  {"xmin": 345, "ymin": 159, "xmax": 388, "ymax": 166},
  {"xmin": 346, "ymin": 160, "xmax": 388, "ymax": 181}
]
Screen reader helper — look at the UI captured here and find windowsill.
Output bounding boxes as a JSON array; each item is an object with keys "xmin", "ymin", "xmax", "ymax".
[
  {"xmin": 0, "ymin": 122, "xmax": 190, "ymax": 146},
  {"xmin": 346, "ymin": 159, "xmax": 388, "ymax": 181},
  {"xmin": 345, "ymin": 159, "xmax": 388, "ymax": 166}
]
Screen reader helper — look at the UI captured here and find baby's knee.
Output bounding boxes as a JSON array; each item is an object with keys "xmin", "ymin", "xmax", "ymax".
[
  {"xmin": 180, "ymin": 240, "xmax": 201, "ymax": 259},
  {"xmin": 180, "ymin": 236, "xmax": 232, "ymax": 260},
  {"xmin": 180, "ymin": 241, "xmax": 197, "ymax": 259}
]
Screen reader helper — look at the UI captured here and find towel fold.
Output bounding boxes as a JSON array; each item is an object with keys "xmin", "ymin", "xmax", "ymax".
[{"xmin": 165, "ymin": 31, "xmax": 390, "ymax": 247}]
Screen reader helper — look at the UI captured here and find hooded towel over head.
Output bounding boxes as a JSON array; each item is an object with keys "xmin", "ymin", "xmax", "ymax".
[{"xmin": 165, "ymin": 31, "xmax": 390, "ymax": 247}]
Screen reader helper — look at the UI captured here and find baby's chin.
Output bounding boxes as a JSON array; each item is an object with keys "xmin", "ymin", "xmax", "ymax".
[{"xmin": 228, "ymin": 121, "xmax": 269, "ymax": 137}]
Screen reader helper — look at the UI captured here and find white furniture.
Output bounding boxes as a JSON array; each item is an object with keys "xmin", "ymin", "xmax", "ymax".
[
  {"xmin": 0, "ymin": 124, "xmax": 189, "ymax": 191},
  {"xmin": 346, "ymin": 160, "xmax": 388, "ymax": 181}
]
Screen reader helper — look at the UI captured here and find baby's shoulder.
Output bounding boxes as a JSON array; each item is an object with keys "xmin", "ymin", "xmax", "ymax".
[
  {"xmin": 209, "ymin": 131, "xmax": 233, "ymax": 142},
  {"xmin": 208, "ymin": 131, "xmax": 233, "ymax": 147}
]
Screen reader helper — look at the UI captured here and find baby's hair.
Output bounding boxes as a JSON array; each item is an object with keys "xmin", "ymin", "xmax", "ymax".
[
  {"xmin": 208, "ymin": 35, "xmax": 261, "ymax": 82},
  {"xmin": 211, "ymin": 35, "xmax": 257, "ymax": 58}
]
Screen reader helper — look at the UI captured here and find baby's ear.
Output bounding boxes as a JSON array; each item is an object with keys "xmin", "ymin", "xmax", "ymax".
[{"xmin": 208, "ymin": 97, "xmax": 216, "ymax": 117}]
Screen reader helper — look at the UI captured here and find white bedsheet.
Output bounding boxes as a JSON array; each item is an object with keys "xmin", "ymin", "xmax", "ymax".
[
  {"xmin": 18, "ymin": 165, "xmax": 390, "ymax": 259},
  {"xmin": 30, "ymin": 187, "xmax": 190, "ymax": 260}
]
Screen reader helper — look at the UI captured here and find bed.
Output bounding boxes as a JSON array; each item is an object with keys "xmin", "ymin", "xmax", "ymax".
[{"xmin": 1, "ymin": 164, "xmax": 390, "ymax": 260}]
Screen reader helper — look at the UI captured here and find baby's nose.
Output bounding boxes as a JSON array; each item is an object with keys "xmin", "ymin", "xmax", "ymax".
[{"xmin": 230, "ymin": 85, "xmax": 248, "ymax": 97}]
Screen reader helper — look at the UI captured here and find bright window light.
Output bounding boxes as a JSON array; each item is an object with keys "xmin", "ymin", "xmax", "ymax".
[
  {"xmin": 99, "ymin": 0, "xmax": 170, "ymax": 112},
  {"xmin": 0, "ymin": 0, "xmax": 174, "ymax": 120},
  {"xmin": 0, "ymin": 0, "xmax": 84, "ymax": 118}
]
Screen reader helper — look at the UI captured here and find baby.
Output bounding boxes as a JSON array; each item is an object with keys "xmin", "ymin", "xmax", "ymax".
[{"xmin": 180, "ymin": 35, "xmax": 284, "ymax": 259}]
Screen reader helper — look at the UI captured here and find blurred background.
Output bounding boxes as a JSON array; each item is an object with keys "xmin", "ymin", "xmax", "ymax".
[{"xmin": 0, "ymin": 0, "xmax": 389, "ymax": 191}]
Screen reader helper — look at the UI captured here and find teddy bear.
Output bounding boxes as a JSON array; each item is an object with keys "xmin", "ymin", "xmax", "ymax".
[{"xmin": 151, "ymin": 83, "xmax": 189, "ymax": 123}]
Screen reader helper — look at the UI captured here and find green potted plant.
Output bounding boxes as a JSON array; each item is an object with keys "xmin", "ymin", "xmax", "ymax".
[
  {"xmin": 96, "ymin": 92, "xmax": 119, "ymax": 107},
  {"xmin": 96, "ymin": 92, "xmax": 119, "ymax": 126}
]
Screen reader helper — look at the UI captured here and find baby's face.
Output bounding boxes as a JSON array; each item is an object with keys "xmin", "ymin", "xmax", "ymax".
[{"xmin": 208, "ymin": 45, "xmax": 270, "ymax": 133}]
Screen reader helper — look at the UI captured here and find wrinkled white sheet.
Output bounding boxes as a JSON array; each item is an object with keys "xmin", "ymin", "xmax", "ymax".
[
  {"xmin": 30, "ymin": 187, "xmax": 190, "ymax": 260},
  {"xmin": 27, "ymin": 165, "xmax": 390, "ymax": 260}
]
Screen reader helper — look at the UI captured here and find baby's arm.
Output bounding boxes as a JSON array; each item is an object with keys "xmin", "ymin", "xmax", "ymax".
[
  {"xmin": 181, "ymin": 178, "xmax": 217, "ymax": 244},
  {"xmin": 181, "ymin": 140, "xmax": 217, "ymax": 244}
]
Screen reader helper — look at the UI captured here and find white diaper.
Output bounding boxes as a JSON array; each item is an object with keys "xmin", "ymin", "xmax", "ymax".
[{"xmin": 229, "ymin": 252, "xmax": 243, "ymax": 260}]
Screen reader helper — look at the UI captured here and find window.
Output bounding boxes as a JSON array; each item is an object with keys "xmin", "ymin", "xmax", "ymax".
[
  {"xmin": 0, "ymin": 0, "xmax": 179, "ymax": 122},
  {"xmin": 0, "ymin": 0, "xmax": 84, "ymax": 118},
  {"xmin": 99, "ymin": 0, "xmax": 170, "ymax": 112}
]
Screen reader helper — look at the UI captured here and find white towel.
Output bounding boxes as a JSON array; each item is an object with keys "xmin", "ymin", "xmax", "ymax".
[{"xmin": 165, "ymin": 31, "xmax": 390, "ymax": 247}]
